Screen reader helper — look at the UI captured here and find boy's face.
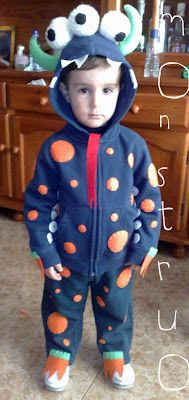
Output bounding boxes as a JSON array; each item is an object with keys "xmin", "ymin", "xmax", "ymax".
[{"xmin": 63, "ymin": 65, "xmax": 121, "ymax": 128}]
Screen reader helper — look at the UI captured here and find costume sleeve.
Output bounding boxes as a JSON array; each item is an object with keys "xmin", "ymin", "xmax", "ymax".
[
  {"xmin": 24, "ymin": 140, "xmax": 61, "ymax": 270},
  {"xmin": 128, "ymin": 138, "xmax": 161, "ymax": 277}
]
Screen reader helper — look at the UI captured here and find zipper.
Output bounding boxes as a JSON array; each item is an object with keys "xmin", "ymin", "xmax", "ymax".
[{"xmin": 86, "ymin": 133, "xmax": 101, "ymax": 277}]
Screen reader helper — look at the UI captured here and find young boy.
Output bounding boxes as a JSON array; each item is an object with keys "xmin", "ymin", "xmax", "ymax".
[{"xmin": 24, "ymin": 4, "xmax": 161, "ymax": 392}]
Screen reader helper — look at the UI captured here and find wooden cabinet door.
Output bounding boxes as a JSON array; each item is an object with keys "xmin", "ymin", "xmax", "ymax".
[
  {"xmin": 11, "ymin": 115, "xmax": 65, "ymax": 200},
  {"xmin": 0, "ymin": 114, "xmax": 12, "ymax": 197},
  {"xmin": 135, "ymin": 128, "xmax": 189, "ymax": 232}
]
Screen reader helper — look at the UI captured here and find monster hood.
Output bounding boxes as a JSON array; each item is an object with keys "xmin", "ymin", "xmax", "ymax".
[
  {"xmin": 30, "ymin": 4, "xmax": 141, "ymax": 136},
  {"xmin": 49, "ymin": 32, "xmax": 138, "ymax": 135}
]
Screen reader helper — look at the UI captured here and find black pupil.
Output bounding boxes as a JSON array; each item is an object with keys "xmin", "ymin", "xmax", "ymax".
[
  {"xmin": 47, "ymin": 29, "xmax": 55, "ymax": 41},
  {"xmin": 115, "ymin": 32, "xmax": 126, "ymax": 42},
  {"xmin": 75, "ymin": 13, "xmax": 86, "ymax": 25}
]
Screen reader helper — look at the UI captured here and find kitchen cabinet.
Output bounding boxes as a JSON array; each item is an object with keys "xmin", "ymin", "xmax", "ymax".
[{"xmin": 0, "ymin": 73, "xmax": 64, "ymax": 219}]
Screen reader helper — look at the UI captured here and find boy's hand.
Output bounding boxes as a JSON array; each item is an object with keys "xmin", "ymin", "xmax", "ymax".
[{"xmin": 44, "ymin": 263, "xmax": 63, "ymax": 280}]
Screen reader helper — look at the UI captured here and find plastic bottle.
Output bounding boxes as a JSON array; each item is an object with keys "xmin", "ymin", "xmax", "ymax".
[
  {"xmin": 14, "ymin": 44, "xmax": 29, "ymax": 70},
  {"xmin": 144, "ymin": 28, "xmax": 160, "ymax": 77},
  {"xmin": 185, "ymin": 4, "xmax": 189, "ymax": 52},
  {"xmin": 25, "ymin": 30, "xmax": 43, "ymax": 71},
  {"xmin": 169, "ymin": 3, "xmax": 186, "ymax": 53},
  {"xmin": 162, "ymin": 5, "xmax": 171, "ymax": 52}
]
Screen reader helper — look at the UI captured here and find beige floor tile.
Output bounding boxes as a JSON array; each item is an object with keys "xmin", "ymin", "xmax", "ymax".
[{"xmin": 1, "ymin": 211, "xmax": 189, "ymax": 400}]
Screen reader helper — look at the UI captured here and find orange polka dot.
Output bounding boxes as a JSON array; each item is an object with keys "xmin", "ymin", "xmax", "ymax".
[
  {"xmin": 61, "ymin": 267, "xmax": 71, "ymax": 278},
  {"xmin": 99, "ymin": 338, "xmax": 106, "ymax": 344},
  {"xmin": 63, "ymin": 339, "xmax": 70, "ymax": 346},
  {"xmin": 73, "ymin": 294, "xmax": 82, "ymax": 302},
  {"xmin": 47, "ymin": 312, "xmax": 68, "ymax": 334},
  {"xmin": 141, "ymin": 199, "xmax": 155, "ymax": 213},
  {"xmin": 78, "ymin": 224, "xmax": 87, "ymax": 233},
  {"xmin": 96, "ymin": 296, "xmax": 106, "ymax": 308},
  {"xmin": 110, "ymin": 213, "xmax": 119, "ymax": 222},
  {"xmin": 54, "ymin": 288, "xmax": 61, "ymax": 294},
  {"xmin": 116, "ymin": 267, "xmax": 132, "ymax": 288},
  {"xmin": 150, "ymin": 220, "xmax": 158, "ymax": 228},
  {"xmin": 128, "ymin": 153, "xmax": 134, "ymax": 168},
  {"xmin": 107, "ymin": 326, "xmax": 113, "ymax": 331},
  {"xmin": 50, "ymin": 140, "xmax": 75, "ymax": 163},
  {"xmin": 70, "ymin": 180, "xmax": 79, "ymax": 188},
  {"xmin": 108, "ymin": 230, "xmax": 128, "ymax": 253},
  {"xmin": 63, "ymin": 242, "xmax": 77, "ymax": 254},
  {"xmin": 103, "ymin": 286, "xmax": 109, "ymax": 293},
  {"xmin": 148, "ymin": 163, "xmax": 158, "ymax": 187},
  {"xmin": 106, "ymin": 147, "xmax": 114, "ymax": 155},
  {"xmin": 27, "ymin": 210, "xmax": 38, "ymax": 221},
  {"xmin": 38, "ymin": 185, "xmax": 48, "ymax": 195},
  {"xmin": 106, "ymin": 178, "xmax": 119, "ymax": 191},
  {"xmin": 130, "ymin": 194, "xmax": 134, "ymax": 205}
]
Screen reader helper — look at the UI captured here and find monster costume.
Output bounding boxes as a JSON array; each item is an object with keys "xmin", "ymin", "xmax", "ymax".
[{"xmin": 24, "ymin": 4, "xmax": 161, "ymax": 380}]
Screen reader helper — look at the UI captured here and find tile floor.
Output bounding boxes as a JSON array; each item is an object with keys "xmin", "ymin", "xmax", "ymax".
[{"xmin": 1, "ymin": 209, "xmax": 189, "ymax": 400}]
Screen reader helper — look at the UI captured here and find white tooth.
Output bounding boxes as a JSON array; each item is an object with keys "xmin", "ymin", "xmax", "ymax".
[
  {"xmin": 61, "ymin": 59, "xmax": 75, "ymax": 68},
  {"xmin": 49, "ymin": 77, "xmax": 57, "ymax": 88},
  {"xmin": 129, "ymin": 69, "xmax": 138, "ymax": 89},
  {"xmin": 106, "ymin": 58, "xmax": 122, "ymax": 70},
  {"xmin": 75, "ymin": 55, "xmax": 88, "ymax": 68}
]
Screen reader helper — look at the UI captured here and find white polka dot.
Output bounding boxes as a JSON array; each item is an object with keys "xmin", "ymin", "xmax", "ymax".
[
  {"xmin": 133, "ymin": 233, "xmax": 140, "ymax": 244},
  {"xmin": 136, "ymin": 208, "xmax": 141, "ymax": 217},
  {"xmin": 133, "ymin": 186, "xmax": 139, "ymax": 196},
  {"xmin": 134, "ymin": 220, "xmax": 142, "ymax": 230},
  {"xmin": 52, "ymin": 203, "xmax": 59, "ymax": 211},
  {"xmin": 51, "ymin": 210, "xmax": 58, "ymax": 220},
  {"xmin": 49, "ymin": 221, "xmax": 58, "ymax": 233},
  {"xmin": 47, "ymin": 232, "xmax": 53, "ymax": 244}
]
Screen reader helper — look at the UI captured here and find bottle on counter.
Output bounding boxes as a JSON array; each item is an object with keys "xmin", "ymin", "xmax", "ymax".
[
  {"xmin": 169, "ymin": 2, "xmax": 186, "ymax": 53},
  {"xmin": 14, "ymin": 44, "xmax": 29, "ymax": 70},
  {"xmin": 162, "ymin": 5, "xmax": 171, "ymax": 52},
  {"xmin": 25, "ymin": 30, "xmax": 44, "ymax": 71},
  {"xmin": 144, "ymin": 28, "xmax": 160, "ymax": 77},
  {"xmin": 144, "ymin": 0, "xmax": 160, "ymax": 77},
  {"xmin": 159, "ymin": 0, "xmax": 166, "ymax": 52},
  {"xmin": 184, "ymin": 3, "xmax": 189, "ymax": 52}
]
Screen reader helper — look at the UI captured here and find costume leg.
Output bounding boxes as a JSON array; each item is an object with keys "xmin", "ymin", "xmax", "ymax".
[
  {"xmin": 41, "ymin": 268, "xmax": 89, "ymax": 371},
  {"xmin": 91, "ymin": 266, "xmax": 134, "ymax": 378}
]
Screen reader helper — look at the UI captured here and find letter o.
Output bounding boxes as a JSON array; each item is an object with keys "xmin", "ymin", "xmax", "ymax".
[
  {"xmin": 158, "ymin": 63, "xmax": 189, "ymax": 99},
  {"xmin": 158, "ymin": 354, "xmax": 189, "ymax": 391}
]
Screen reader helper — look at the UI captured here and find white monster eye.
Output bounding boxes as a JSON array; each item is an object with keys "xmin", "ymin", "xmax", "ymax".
[
  {"xmin": 45, "ymin": 17, "xmax": 73, "ymax": 50},
  {"xmin": 100, "ymin": 11, "xmax": 131, "ymax": 43},
  {"xmin": 68, "ymin": 5, "xmax": 100, "ymax": 36}
]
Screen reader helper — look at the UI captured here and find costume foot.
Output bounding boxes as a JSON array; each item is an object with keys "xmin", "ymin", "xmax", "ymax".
[
  {"xmin": 111, "ymin": 363, "xmax": 135, "ymax": 389},
  {"xmin": 42, "ymin": 349, "xmax": 70, "ymax": 392},
  {"xmin": 44, "ymin": 366, "xmax": 70, "ymax": 392}
]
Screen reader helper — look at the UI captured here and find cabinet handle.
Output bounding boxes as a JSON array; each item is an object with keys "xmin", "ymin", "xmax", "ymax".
[
  {"xmin": 13, "ymin": 146, "xmax": 20, "ymax": 154},
  {"xmin": 131, "ymin": 104, "xmax": 140, "ymax": 114},
  {"xmin": 0, "ymin": 143, "xmax": 6, "ymax": 152},
  {"xmin": 40, "ymin": 96, "xmax": 49, "ymax": 106}
]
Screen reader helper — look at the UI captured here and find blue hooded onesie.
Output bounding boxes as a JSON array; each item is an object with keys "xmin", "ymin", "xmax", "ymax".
[{"xmin": 24, "ymin": 4, "xmax": 161, "ymax": 381}]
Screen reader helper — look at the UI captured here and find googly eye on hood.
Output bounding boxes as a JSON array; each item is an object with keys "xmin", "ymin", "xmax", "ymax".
[
  {"xmin": 68, "ymin": 4, "xmax": 100, "ymax": 36},
  {"xmin": 45, "ymin": 17, "xmax": 73, "ymax": 51},
  {"xmin": 100, "ymin": 10, "xmax": 131, "ymax": 43}
]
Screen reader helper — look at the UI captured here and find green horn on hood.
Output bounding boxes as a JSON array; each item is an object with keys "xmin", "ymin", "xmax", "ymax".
[
  {"xmin": 119, "ymin": 5, "xmax": 142, "ymax": 56},
  {"xmin": 29, "ymin": 37, "xmax": 59, "ymax": 71}
]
